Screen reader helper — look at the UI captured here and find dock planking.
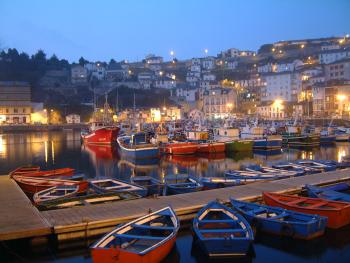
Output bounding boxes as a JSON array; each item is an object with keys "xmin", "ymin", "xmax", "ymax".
[
  {"xmin": 1, "ymin": 169, "xmax": 350, "ymax": 242},
  {"xmin": 0, "ymin": 175, "xmax": 51, "ymax": 241}
]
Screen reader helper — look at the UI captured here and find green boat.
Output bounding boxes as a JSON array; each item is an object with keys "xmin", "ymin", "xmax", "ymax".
[
  {"xmin": 225, "ymin": 140, "xmax": 254, "ymax": 152},
  {"xmin": 282, "ymin": 133, "xmax": 320, "ymax": 147}
]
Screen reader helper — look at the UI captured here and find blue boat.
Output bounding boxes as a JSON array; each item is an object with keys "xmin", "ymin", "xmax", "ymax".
[
  {"xmin": 231, "ymin": 199, "xmax": 327, "ymax": 240},
  {"xmin": 193, "ymin": 201, "xmax": 254, "ymax": 257},
  {"xmin": 117, "ymin": 132, "xmax": 159, "ymax": 159},
  {"xmin": 320, "ymin": 135, "xmax": 336, "ymax": 144},
  {"xmin": 89, "ymin": 178, "xmax": 147, "ymax": 197},
  {"xmin": 201, "ymin": 175, "xmax": 241, "ymax": 189},
  {"xmin": 130, "ymin": 176, "xmax": 163, "ymax": 195},
  {"xmin": 305, "ymin": 184, "xmax": 350, "ymax": 202},
  {"xmin": 272, "ymin": 162, "xmax": 320, "ymax": 174},
  {"xmin": 295, "ymin": 160, "xmax": 337, "ymax": 172},
  {"xmin": 243, "ymin": 164, "xmax": 304, "ymax": 177},
  {"xmin": 224, "ymin": 169, "xmax": 291, "ymax": 181},
  {"xmin": 165, "ymin": 174, "xmax": 203, "ymax": 195},
  {"xmin": 253, "ymin": 136, "xmax": 282, "ymax": 150}
]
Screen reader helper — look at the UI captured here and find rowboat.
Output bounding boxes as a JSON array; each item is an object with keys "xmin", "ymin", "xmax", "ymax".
[
  {"xmin": 201, "ymin": 175, "xmax": 241, "ymax": 189},
  {"xmin": 13, "ymin": 175, "xmax": 88, "ymax": 195},
  {"xmin": 163, "ymin": 142, "xmax": 198, "ymax": 155},
  {"xmin": 89, "ymin": 179, "xmax": 147, "ymax": 197},
  {"xmin": 295, "ymin": 160, "xmax": 337, "ymax": 172},
  {"xmin": 224, "ymin": 170, "xmax": 291, "ymax": 181},
  {"xmin": 231, "ymin": 199, "xmax": 327, "ymax": 240},
  {"xmin": 272, "ymin": 162, "xmax": 321, "ymax": 174},
  {"xmin": 33, "ymin": 185, "xmax": 79, "ymax": 205},
  {"xmin": 9, "ymin": 166, "xmax": 40, "ymax": 176},
  {"xmin": 91, "ymin": 206, "xmax": 179, "ymax": 263},
  {"xmin": 263, "ymin": 192, "xmax": 350, "ymax": 229},
  {"xmin": 243, "ymin": 164, "xmax": 304, "ymax": 177},
  {"xmin": 196, "ymin": 141, "xmax": 225, "ymax": 154},
  {"xmin": 165, "ymin": 174, "xmax": 203, "ymax": 195},
  {"xmin": 117, "ymin": 132, "xmax": 160, "ymax": 159},
  {"xmin": 130, "ymin": 176, "xmax": 163, "ymax": 195},
  {"xmin": 12, "ymin": 167, "xmax": 75, "ymax": 178},
  {"xmin": 37, "ymin": 192, "xmax": 141, "ymax": 210},
  {"xmin": 304, "ymin": 184, "xmax": 350, "ymax": 202},
  {"xmin": 193, "ymin": 201, "xmax": 254, "ymax": 257}
]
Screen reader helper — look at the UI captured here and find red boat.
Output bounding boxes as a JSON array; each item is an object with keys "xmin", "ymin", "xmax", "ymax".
[
  {"xmin": 164, "ymin": 142, "xmax": 198, "ymax": 155},
  {"xmin": 11, "ymin": 167, "xmax": 75, "ymax": 178},
  {"xmin": 9, "ymin": 166, "xmax": 40, "ymax": 176},
  {"xmin": 13, "ymin": 175, "xmax": 88, "ymax": 195},
  {"xmin": 263, "ymin": 192, "xmax": 350, "ymax": 229},
  {"xmin": 196, "ymin": 141, "xmax": 225, "ymax": 153},
  {"xmin": 81, "ymin": 122, "xmax": 120, "ymax": 145}
]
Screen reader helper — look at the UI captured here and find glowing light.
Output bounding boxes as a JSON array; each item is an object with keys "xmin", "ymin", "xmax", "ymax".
[
  {"xmin": 51, "ymin": 141, "xmax": 55, "ymax": 164},
  {"xmin": 100, "ymin": 109, "xmax": 104, "ymax": 113},
  {"xmin": 0, "ymin": 135, "xmax": 7, "ymax": 158},
  {"xmin": 301, "ymin": 44, "xmax": 305, "ymax": 49},
  {"xmin": 337, "ymin": 94, "xmax": 346, "ymax": 101},
  {"xmin": 272, "ymin": 48, "xmax": 276, "ymax": 52},
  {"xmin": 44, "ymin": 141, "xmax": 48, "ymax": 163},
  {"xmin": 226, "ymin": 103, "xmax": 233, "ymax": 108},
  {"xmin": 163, "ymin": 107, "xmax": 167, "ymax": 111},
  {"xmin": 204, "ymin": 49, "xmax": 208, "ymax": 54},
  {"xmin": 170, "ymin": 50, "xmax": 175, "ymax": 56}
]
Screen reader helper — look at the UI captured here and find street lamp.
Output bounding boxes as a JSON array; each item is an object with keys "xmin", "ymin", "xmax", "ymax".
[{"xmin": 204, "ymin": 49, "xmax": 208, "ymax": 55}]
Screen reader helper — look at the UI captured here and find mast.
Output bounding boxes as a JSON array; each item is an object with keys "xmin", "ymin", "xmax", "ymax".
[{"xmin": 133, "ymin": 91, "xmax": 136, "ymax": 129}]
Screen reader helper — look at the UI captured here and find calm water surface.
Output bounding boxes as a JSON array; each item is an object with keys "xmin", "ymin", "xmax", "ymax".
[{"xmin": 0, "ymin": 131, "xmax": 350, "ymax": 263}]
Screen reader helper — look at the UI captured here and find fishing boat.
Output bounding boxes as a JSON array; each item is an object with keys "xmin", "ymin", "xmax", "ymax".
[
  {"xmin": 130, "ymin": 176, "xmax": 163, "ymax": 195},
  {"xmin": 37, "ymin": 191, "xmax": 140, "ymax": 210},
  {"xmin": 13, "ymin": 175, "xmax": 88, "ymax": 195},
  {"xmin": 165, "ymin": 174, "xmax": 203, "ymax": 195},
  {"xmin": 163, "ymin": 142, "xmax": 198, "ymax": 155},
  {"xmin": 193, "ymin": 201, "xmax": 254, "ymax": 257},
  {"xmin": 81, "ymin": 122, "xmax": 120, "ymax": 145},
  {"xmin": 117, "ymin": 132, "xmax": 159, "ymax": 159},
  {"xmin": 196, "ymin": 141, "xmax": 225, "ymax": 154},
  {"xmin": 33, "ymin": 185, "xmax": 80, "ymax": 205},
  {"xmin": 231, "ymin": 199, "xmax": 327, "ymax": 240},
  {"xmin": 304, "ymin": 184, "xmax": 350, "ymax": 202},
  {"xmin": 243, "ymin": 164, "xmax": 304, "ymax": 177},
  {"xmin": 263, "ymin": 192, "xmax": 350, "ymax": 229},
  {"xmin": 320, "ymin": 130, "xmax": 336, "ymax": 145},
  {"xmin": 252, "ymin": 136, "xmax": 282, "ymax": 150},
  {"xmin": 89, "ymin": 179, "xmax": 147, "ymax": 197},
  {"xmin": 91, "ymin": 206, "xmax": 179, "ymax": 263},
  {"xmin": 272, "ymin": 162, "xmax": 320, "ymax": 174},
  {"xmin": 11, "ymin": 167, "xmax": 75, "ymax": 178},
  {"xmin": 295, "ymin": 160, "xmax": 337, "ymax": 172},
  {"xmin": 282, "ymin": 133, "xmax": 320, "ymax": 147},
  {"xmin": 9, "ymin": 165, "xmax": 40, "ymax": 176},
  {"xmin": 225, "ymin": 140, "xmax": 254, "ymax": 152}
]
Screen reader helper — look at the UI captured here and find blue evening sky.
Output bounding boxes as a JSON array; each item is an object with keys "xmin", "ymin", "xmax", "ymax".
[{"xmin": 0, "ymin": 0, "xmax": 349, "ymax": 62}]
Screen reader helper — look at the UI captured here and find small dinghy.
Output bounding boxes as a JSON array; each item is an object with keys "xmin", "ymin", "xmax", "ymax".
[
  {"xmin": 243, "ymin": 164, "xmax": 303, "ymax": 177},
  {"xmin": 201, "ymin": 175, "xmax": 241, "ymax": 189},
  {"xmin": 295, "ymin": 160, "xmax": 337, "ymax": 172},
  {"xmin": 130, "ymin": 176, "xmax": 163, "ymax": 195},
  {"xmin": 10, "ymin": 165, "xmax": 40, "ymax": 176},
  {"xmin": 91, "ymin": 206, "xmax": 179, "ymax": 263},
  {"xmin": 224, "ymin": 170, "xmax": 290, "ymax": 181},
  {"xmin": 193, "ymin": 201, "xmax": 254, "ymax": 257},
  {"xmin": 272, "ymin": 162, "xmax": 319, "ymax": 174},
  {"xmin": 165, "ymin": 174, "xmax": 203, "ymax": 195},
  {"xmin": 305, "ymin": 184, "xmax": 350, "ymax": 202},
  {"xmin": 89, "ymin": 179, "xmax": 147, "ymax": 197},
  {"xmin": 263, "ymin": 192, "xmax": 350, "ymax": 229},
  {"xmin": 33, "ymin": 185, "xmax": 79, "ymax": 205},
  {"xmin": 231, "ymin": 199, "xmax": 327, "ymax": 239},
  {"xmin": 10, "ymin": 166, "xmax": 75, "ymax": 178}
]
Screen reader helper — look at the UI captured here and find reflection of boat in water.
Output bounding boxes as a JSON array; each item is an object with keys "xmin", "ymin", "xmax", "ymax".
[
  {"xmin": 225, "ymin": 151, "xmax": 254, "ymax": 161},
  {"xmin": 197, "ymin": 152, "xmax": 226, "ymax": 160},
  {"xmin": 82, "ymin": 144, "xmax": 119, "ymax": 160},
  {"xmin": 253, "ymin": 149, "xmax": 282, "ymax": 156},
  {"xmin": 118, "ymin": 157, "xmax": 160, "ymax": 170},
  {"xmin": 165, "ymin": 154, "xmax": 199, "ymax": 167}
]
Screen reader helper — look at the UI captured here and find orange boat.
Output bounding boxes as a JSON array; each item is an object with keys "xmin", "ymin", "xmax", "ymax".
[
  {"xmin": 263, "ymin": 192, "xmax": 350, "ymax": 229},
  {"xmin": 13, "ymin": 175, "xmax": 88, "ymax": 195},
  {"xmin": 196, "ymin": 141, "xmax": 225, "ymax": 153},
  {"xmin": 164, "ymin": 142, "xmax": 198, "ymax": 155},
  {"xmin": 12, "ymin": 168, "xmax": 75, "ymax": 178}
]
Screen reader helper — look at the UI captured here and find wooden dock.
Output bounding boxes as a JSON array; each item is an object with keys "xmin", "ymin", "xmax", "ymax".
[{"xmin": 1, "ymin": 169, "xmax": 350, "ymax": 242}]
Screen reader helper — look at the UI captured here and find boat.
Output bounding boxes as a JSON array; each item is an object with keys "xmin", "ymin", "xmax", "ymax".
[
  {"xmin": 9, "ymin": 165, "xmax": 40, "ymax": 176},
  {"xmin": 225, "ymin": 140, "xmax": 253, "ymax": 152},
  {"xmin": 11, "ymin": 167, "xmax": 75, "ymax": 178},
  {"xmin": 33, "ymin": 185, "xmax": 80, "ymax": 205},
  {"xmin": 196, "ymin": 141, "xmax": 225, "ymax": 154},
  {"xmin": 117, "ymin": 132, "xmax": 159, "ymax": 159},
  {"xmin": 263, "ymin": 192, "xmax": 350, "ymax": 229},
  {"xmin": 295, "ymin": 160, "xmax": 337, "ymax": 172},
  {"xmin": 81, "ymin": 122, "xmax": 120, "ymax": 145},
  {"xmin": 243, "ymin": 164, "xmax": 304, "ymax": 177},
  {"xmin": 192, "ymin": 201, "xmax": 254, "ymax": 257},
  {"xmin": 304, "ymin": 184, "xmax": 350, "ymax": 202},
  {"xmin": 91, "ymin": 206, "xmax": 179, "ymax": 263},
  {"xmin": 165, "ymin": 174, "xmax": 203, "ymax": 195},
  {"xmin": 224, "ymin": 170, "xmax": 291, "ymax": 181},
  {"xmin": 231, "ymin": 199, "xmax": 327, "ymax": 240},
  {"xmin": 130, "ymin": 176, "xmax": 163, "ymax": 195},
  {"xmin": 163, "ymin": 142, "xmax": 198, "ymax": 155},
  {"xmin": 37, "ymin": 191, "xmax": 141, "ymax": 210},
  {"xmin": 272, "ymin": 162, "xmax": 321, "ymax": 174},
  {"xmin": 89, "ymin": 179, "xmax": 147, "ymax": 197},
  {"xmin": 253, "ymin": 135, "xmax": 282, "ymax": 150},
  {"xmin": 201, "ymin": 175, "xmax": 242, "ymax": 189},
  {"xmin": 282, "ymin": 133, "xmax": 320, "ymax": 147},
  {"xmin": 13, "ymin": 175, "xmax": 88, "ymax": 195}
]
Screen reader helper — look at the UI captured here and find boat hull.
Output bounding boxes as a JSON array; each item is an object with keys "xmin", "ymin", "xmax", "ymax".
[
  {"xmin": 225, "ymin": 140, "xmax": 253, "ymax": 152},
  {"xmin": 320, "ymin": 135, "xmax": 336, "ymax": 144},
  {"xmin": 263, "ymin": 193, "xmax": 350, "ymax": 229},
  {"xmin": 282, "ymin": 134, "xmax": 320, "ymax": 147},
  {"xmin": 164, "ymin": 142, "xmax": 198, "ymax": 155},
  {"xmin": 196, "ymin": 142, "xmax": 225, "ymax": 153},
  {"xmin": 195, "ymin": 238, "xmax": 252, "ymax": 257},
  {"xmin": 253, "ymin": 138, "xmax": 282, "ymax": 150},
  {"xmin": 82, "ymin": 127, "xmax": 119, "ymax": 145}
]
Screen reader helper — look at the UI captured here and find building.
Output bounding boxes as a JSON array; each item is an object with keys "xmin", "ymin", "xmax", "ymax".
[
  {"xmin": 154, "ymin": 77, "xmax": 176, "ymax": 89},
  {"xmin": 203, "ymin": 88, "xmax": 237, "ymax": 119},
  {"xmin": 324, "ymin": 58, "xmax": 350, "ymax": 81},
  {"xmin": 201, "ymin": 56, "xmax": 215, "ymax": 70},
  {"xmin": 0, "ymin": 81, "xmax": 32, "ymax": 124},
  {"xmin": 261, "ymin": 72, "xmax": 302, "ymax": 102},
  {"xmin": 106, "ymin": 63, "xmax": 128, "ymax": 80},
  {"xmin": 312, "ymin": 83, "xmax": 326, "ymax": 117},
  {"xmin": 318, "ymin": 48, "xmax": 350, "ymax": 64},
  {"xmin": 202, "ymin": 73, "xmax": 216, "ymax": 81},
  {"xmin": 66, "ymin": 114, "xmax": 81, "ymax": 124},
  {"xmin": 323, "ymin": 81, "xmax": 350, "ymax": 117},
  {"xmin": 91, "ymin": 66, "xmax": 106, "ymax": 80},
  {"xmin": 225, "ymin": 58, "xmax": 238, "ymax": 70},
  {"xmin": 256, "ymin": 100, "xmax": 287, "ymax": 119},
  {"xmin": 190, "ymin": 58, "xmax": 201, "ymax": 73},
  {"xmin": 145, "ymin": 54, "xmax": 163, "ymax": 64},
  {"xmin": 258, "ymin": 59, "xmax": 303, "ymax": 73},
  {"xmin": 138, "ymin": 72, "xmax": 154, "ymax": 89},
  {"xmin": 71, "ymin": 65, "xmax": 88, "ymax": 84},
  {"xmin": 175, "ymin": 85, "xmax": 198, "ymax": 102}
]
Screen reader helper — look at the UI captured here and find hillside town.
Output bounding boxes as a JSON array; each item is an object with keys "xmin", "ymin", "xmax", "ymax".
[{"xmin": 1, "ymin": 35, "xmax": 350, "ymax": 125}]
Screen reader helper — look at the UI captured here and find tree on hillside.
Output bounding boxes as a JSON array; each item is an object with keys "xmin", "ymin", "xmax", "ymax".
[{"xmin": 79, "ymin": 57, "xmax": 89, "ymax": 66}]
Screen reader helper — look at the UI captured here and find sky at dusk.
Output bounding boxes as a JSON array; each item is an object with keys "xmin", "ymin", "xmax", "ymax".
[{"xmin": 0, "ymin": 0, "xmax": 349, "ymax": 62}]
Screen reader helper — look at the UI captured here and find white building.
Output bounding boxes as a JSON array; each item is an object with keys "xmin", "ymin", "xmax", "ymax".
[
  {"xmin": 318, "ymin": 48, "xmax": 350, "ymax": 64},
  {"xmin": 225, "ymin": 58, "xmax": 238, "ymax": 70},
  {"xmin": 175, "ymin": 86, "xmax": 198, "ymax": 102},
  {"xmin": 145, "ymin": 54, "xmax": 163, "ymax": 64},
  {"xmin": 312, "ymin": 84, "xmax": 325, "ymax": 117},
  {"xmin": 257, "ymin": 100, "xmax": 287, "ymax": 119},
  {"xmin": 154, "ymin": 77, "xmax": 176, "ymax": 89},
  {"xmin": 91, "ymin": 66, "xmax": 106, "ymax": 80},
  {"xmin": 138, "ymin": 72, "xmax": 154, "ymax": 89},
  {"xmin": 258, "ymin": 59, "xmax": 303, "ymax": 73},
  {"xmin": 201, "ymin": 57, "xmax": 215, "ymax": 70},
  {"xmin": 324, "ymin": 58, "xmax": 350, "ymax": 81},
  {"xmin": 190, "ymin": 58, "xmax": 201, "ymax": 73},
  {"xmin": 321, "ymin": 44, "xmax": 340, "ymax": 51},
  {"xmin": 66, "ymin": 114, "xmax": 81, "ymax": 124},
  {"xmin": 202, "ymin": 73, "xmax": 216, "ymax": 81},
  {"xmin": 261, "ymin": 72, "xmax": 302, "ymax": 102}
]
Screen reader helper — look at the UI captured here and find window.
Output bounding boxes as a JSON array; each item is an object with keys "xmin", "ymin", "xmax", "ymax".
[
  {"xmin": 22, "ymin": 108, "xmax": 26, "ymax": 113},
  {"xmin": 14, "ymin": 108, "xmax": 18, "ymax": 113},
  {"xmin": 6, "ymin": 108, "xmax": 9, "ymax": 113}
]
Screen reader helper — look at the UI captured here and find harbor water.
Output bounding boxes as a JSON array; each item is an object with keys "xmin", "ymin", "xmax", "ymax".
[{"xmin": 0, "ymin": 131, "xmax": 350, "ymax": 263}]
